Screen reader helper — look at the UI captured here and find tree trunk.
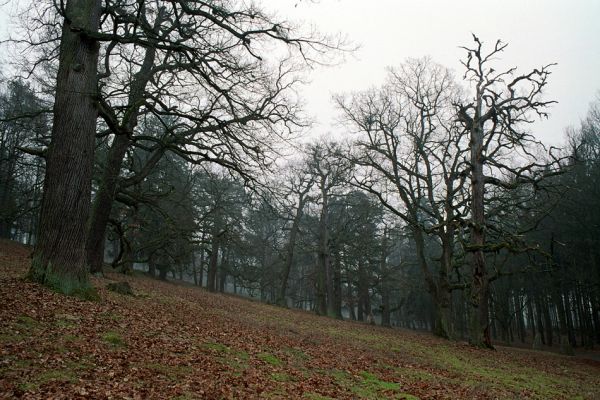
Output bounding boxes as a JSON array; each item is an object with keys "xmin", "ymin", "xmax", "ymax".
[
  {"xmin": 277, "ymin": 196, "xmax": 306, "ymax": 307},
  {"xmin": 542, "ymin": 295, "xmax": 554, "ymax": 347},
  {"xmin": 29, "ymin": 0, "xmax": 102, "ymax": 296},
  {"xmin": 86, "ymin": 135, "xmax": 130, "ymax": 273},
  {"xmin": 86, "ymin": 27, "xmax": 160, "ymax": 274},
  {"xmin": 433, "ymin": 288, "xmax": 453, "ymax": 340},
  {"xmin": 315, "ymin": 188, "xmax": 329, "ymax": 316},
  {"xmin": 219, "ymin": 248, "xmax": 228, "ymax": 293},
  {"xmin": 467, "ymin": 109, "xmax": 492, "ymax": 349},
  {"xmin": 527, "ymin": 295, "xmax": 536, "ymax": 341},
  {"xmin": 535, "ymin": 296, "xmax": 546, "ymax": 345},
  {"xmin": 207, "ymin": 237, "xmax": 219, "ymax": 292},
  {"xmin": 554, "ymin": 290, "xmax": 574, "ymax": 355},
  {"xmin": 332, "ymin": 249, "xmax": 343, "ymax": 319},
  {"xmin": 191, "ymin": 251, "xmax": 198, "ymax": 286}
]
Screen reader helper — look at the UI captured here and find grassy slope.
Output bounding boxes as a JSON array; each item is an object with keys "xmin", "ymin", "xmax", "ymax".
[{"xmin": 0, "ymin": 239, "xmax": 598, "ymax": 399}]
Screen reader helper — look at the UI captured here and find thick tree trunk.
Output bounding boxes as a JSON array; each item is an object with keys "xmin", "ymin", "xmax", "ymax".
[
  {"xmin": 29, "ymin": 0, "xmax": 101, "ymax": 296},
  {"xmin": 433, "ymin": 288, "xmax": 453, "ymax": 340}
]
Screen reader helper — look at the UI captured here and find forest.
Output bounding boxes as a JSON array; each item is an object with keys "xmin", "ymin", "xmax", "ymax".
[{"xmin": 0, "ymin": 0, "xmax": 598, "ymax": 369}]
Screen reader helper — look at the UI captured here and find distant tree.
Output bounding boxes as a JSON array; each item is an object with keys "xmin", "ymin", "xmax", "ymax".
[
  {"xmin": 336, "ymin": 57, "xmax": 468, "ymax": 338},
  {"xmin": 306, "ymin": 140, "xmax": 351, "ymax": 317},
  {"xmin": 276, "ymin": 161, "xmax": 315, "ymax": 307},
  {"xmin": 0, "ymin": 79, "xmax": 48, "ymax": 242}
]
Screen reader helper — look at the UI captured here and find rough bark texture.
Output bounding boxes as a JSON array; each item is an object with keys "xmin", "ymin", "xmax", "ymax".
[{"xmin": 29, "ymin": 0, "xmax": 102, "ymax": 295}]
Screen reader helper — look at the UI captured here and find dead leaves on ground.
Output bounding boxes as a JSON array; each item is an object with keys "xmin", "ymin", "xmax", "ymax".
[{"xmin": 1, "ymin": 240, "xmax": 599, "ymax": 399}]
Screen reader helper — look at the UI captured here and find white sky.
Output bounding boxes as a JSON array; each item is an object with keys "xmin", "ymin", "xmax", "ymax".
[
  {"xmin": 260, "ymin": 0, "xmax": 600, "ymax": 146},
  {"xmin": 1, "ymin": 0, "xmax": 599, "ymax": 146}
]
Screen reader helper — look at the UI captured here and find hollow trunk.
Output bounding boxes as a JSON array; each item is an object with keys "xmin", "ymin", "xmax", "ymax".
[{"xmin": 29, "ymin": 0, "xmax": 101, "ymax": 296}]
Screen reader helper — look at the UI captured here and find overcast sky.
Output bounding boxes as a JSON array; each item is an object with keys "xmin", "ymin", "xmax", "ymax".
[
  {"xmin": 260, "ymin": 0, "xmax": 600, "ymax": 146},
  {"xmin": 1, "ymin": 0, "xmax": 599, "ymax": 146}
]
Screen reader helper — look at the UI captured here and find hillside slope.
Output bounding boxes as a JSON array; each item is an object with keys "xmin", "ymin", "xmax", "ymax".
[{"xmin": 1, "ymin": 240, "xmax": 598, "ymax": 399}]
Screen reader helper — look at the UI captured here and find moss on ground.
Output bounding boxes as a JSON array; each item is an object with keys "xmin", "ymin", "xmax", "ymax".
[
  {"xmin": 328, "ymin": 369, "xmax": 417, "ymax": 399},
  {"xmin": 258, "ymin": 352, "xmax": 283, "ymax": 366},
  {"xmin": 202, "ymin": 341, "xmax": 250, "ymax": 374},
  {"xmin": 101, "ymin": 331, "xmax": 125, "ymax": 347}
]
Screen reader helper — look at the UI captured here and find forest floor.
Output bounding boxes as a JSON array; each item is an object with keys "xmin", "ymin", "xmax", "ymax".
[{"xmin": 1, "ymin": 240, "xmax": 599, "ymax": 399}]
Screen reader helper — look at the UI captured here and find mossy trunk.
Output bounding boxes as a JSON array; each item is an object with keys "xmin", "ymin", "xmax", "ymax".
[{"xmin": 29, "ymin": 0, "xmax": 101, "ymax": 296}]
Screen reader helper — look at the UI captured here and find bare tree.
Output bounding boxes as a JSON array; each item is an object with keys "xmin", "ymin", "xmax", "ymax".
[
  {"xmin": 306, "ymin": 140, "xmax": 351, "ymax": 317},
  {"xmin": 84, "ymin": 0, "xmax": 345, "ymax": 274},
  {"xmin": 8, "ymin": 0, "xmax": 346, "ymax": 291},
  {"xmin": 276, "ymin": 161, "xmax": 315, "ymax": 307},
  {"xmin": 336, "ymin": 58, "xmax": 468, "ymax": 338},
  {"xmin": 456, "ymin": 35, "xmax": 558, "ymax": 348}
]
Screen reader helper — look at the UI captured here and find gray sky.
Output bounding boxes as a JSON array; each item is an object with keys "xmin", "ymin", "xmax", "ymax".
[
  {"xmin": 1, "ymin": 0, "xmax": 599, "ymax": 146},
  {"xmin": 260, "ymin": 0, "xmax": 600, "ymax": 146}
]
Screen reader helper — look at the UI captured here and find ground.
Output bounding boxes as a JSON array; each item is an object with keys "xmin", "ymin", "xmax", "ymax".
[{"xmin": 0, "ymin": 240, "xmax": 599, "ymax": 399}]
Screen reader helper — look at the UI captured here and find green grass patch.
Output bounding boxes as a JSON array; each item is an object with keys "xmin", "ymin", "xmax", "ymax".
[
  {"xmin": 391, "ymin": 344, "xmax": 575, "ymax": 399},
  {"xmin": 203, "ymin": 341, "xmax": 229, "ymax": 353},
  {"xmin": 0, "ymin": 332, "xmax": 28, "ymax": 343},
  {"xmin": 329, "ymin": 369, "xmax": 414, "ymax": 399},
  {"xmin": 16, "ymin": 315, "xmax": 39, "ymax": 329},
  {"xmin": 101, "ymin": 331, "xmax": 125, "ymax": 347},
  {"xmin": 284, "ymin": 347, "xmax": 310, "ymax": 362},
  {"xmin": 17, "ymin": 368, "xmax": 79, "ymax": 392},
  {"xmin": 0, "ymin": 315, "xmax": 41, "ymax": 343},
  {"xmin": 271, "ymin": 372, "xmax": 293, "ymax": 382},
  {"xmin": 258, "ymin": 352, "xmax": 283, "ymax": 366},
  {"xmin": 54, "ymin": 314, "xmax": 81, "ymax": 329},
  {"xmin": 202, "ymin": 341, "xmax": 249, "ymax": 373}
]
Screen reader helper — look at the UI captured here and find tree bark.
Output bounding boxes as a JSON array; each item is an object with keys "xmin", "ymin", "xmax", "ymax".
[
  {"xmin": 86, "ymin": 27, "xmax": 160, "ymax": 274},
  {"xmin": 277, "ymin": 194, "xmax": 307, "ymax": 307},
  {"xmin": 29, "ymin": 0, "xmax": 102, "ymax": 295},
  {"xmin": 467, "ymin": 100, "xmax": 493, "ymax": 349}
]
